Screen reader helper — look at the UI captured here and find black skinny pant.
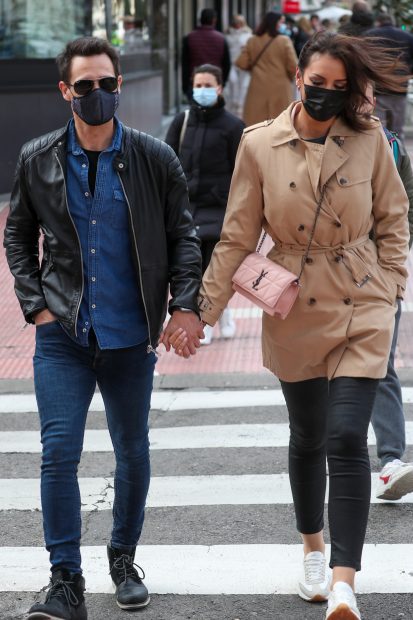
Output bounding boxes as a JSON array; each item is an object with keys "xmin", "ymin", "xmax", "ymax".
[{"xmin": 280, "ymin": 376, "xmax": 379, "ymax": 571}]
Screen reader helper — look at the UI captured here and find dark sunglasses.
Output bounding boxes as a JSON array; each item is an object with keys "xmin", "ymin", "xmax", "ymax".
[{"xmin": 67, "ymin": 76, "xmax": 118, "ymax": 97}]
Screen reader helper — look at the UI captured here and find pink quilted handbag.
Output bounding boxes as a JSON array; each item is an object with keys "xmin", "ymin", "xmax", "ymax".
[
  {"xmin": 231, "ymin": 183, "xmax": 328, "ymax": 319},
  {"xmin": 232, "ymin": 252, "xmax": 299, "ymax": 318}
]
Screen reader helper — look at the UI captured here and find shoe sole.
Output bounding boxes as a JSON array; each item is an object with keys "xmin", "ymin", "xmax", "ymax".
[
  {"xmin": 28, "ymin": 615, "xmax": 79, "ymax": 620},
  {"xmin": 116, "ymin": 595, "xmax": 150, "ymax": 610},
  {"xmin": 327, "ymin": 602, "xmax": 360, "ymax": 619},
  {"xmin": 376, "ymin": 468, "xmax": 413, "ymax": 500},
  {"xmin": 299, "ymin": 591, "xmax": 329, "ymax": 602}
]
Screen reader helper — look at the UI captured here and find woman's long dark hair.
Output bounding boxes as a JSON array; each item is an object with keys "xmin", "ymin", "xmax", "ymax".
[
  {"xmin": 255, "ymin": 11, "xmax": 282, "ymax": 37},
  {"xmin": 298, "ymin": 32, "xmax": 409, "ymax": 131}
]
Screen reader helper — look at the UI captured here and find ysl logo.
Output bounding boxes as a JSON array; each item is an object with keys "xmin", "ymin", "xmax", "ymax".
[{"xmin": 252, "ymin": 269, "xmax": 268, "ymax": 290}]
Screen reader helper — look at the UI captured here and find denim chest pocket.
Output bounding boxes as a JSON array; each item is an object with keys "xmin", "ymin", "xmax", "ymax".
[{"xmin": 111, "ymin": 189, "xmax": 130, "ymax": 230}]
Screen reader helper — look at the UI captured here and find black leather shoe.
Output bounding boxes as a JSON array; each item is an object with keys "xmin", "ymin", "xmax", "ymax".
[
  {"xmin": 28, "ymin": 568, "xmax": 87, "ymax": 619},
  {"xmin": 107, "ymin": 544, "xmax": 150, "ymax": 610}
]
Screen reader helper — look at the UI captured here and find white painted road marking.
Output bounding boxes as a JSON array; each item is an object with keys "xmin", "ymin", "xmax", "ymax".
[
  {"xmin": 1, "ymin": 422, "xmax": 412, "ymax": 453},
  {"xmin": 1, "ymin": 544, "xmax": 412, "ymax": 594},
  {"xmin": 1, "ymin": 473, "xmax": 412, "ymax": 511},
  {"xmin": 1, "ymin": 387, "xmax": 413, "ymax": 414}
]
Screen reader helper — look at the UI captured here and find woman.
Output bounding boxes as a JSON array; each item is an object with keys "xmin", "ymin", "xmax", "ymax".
[
  {"xmin": 165, "ymin": 64, "xmax": 244, "ymax": 344},
  {"xmin": 235, "ymin": 11, "xmax": 297, "ymax": 126},
  {"xmin": 225, "ymin": 14, "xmax": 253, "ymax": 117},
  {"xmin": 190, "ymin": 34, "xmax": 409, "ymax": 618}
]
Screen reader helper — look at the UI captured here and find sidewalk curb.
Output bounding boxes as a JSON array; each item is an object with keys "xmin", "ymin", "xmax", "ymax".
[{"xmin": 2, "ymin": 369, "xmax": 413, "ymax": 394}]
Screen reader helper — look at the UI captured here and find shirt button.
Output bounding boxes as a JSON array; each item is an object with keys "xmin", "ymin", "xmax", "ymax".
[
  {"xmin": 85, "ymin": 322, "xmax": 89, "ymax": 326},
  {"xmin": 298, "ymin": 224, "xmax": 305, "ymax": 231},
  {"xmin": 305, "ymin": 257, "xmax": 313, "ymax": 264},
  {"xmin": 343, "ymin": 297, "xmax": 352, "ymax": 305},
  {"xmin": 339, "ymin": 177, "xmax": 348, "ymax": 185},
  {"xmin": 91, "ymin": 249, "xmax": 95, "ymax": 254},
  {"xmin": 308, "ymin": 297, "xmax": 317, "ymax": 305},
  {"xmin": 85, "ymin": 192, "xmax": 89, "ymax": 197},
  {"xmin": 289, "ymin": 181, "xmax": 296, "ymax": 189},
  {"xmin": 82, "ymin": 163, "xmax": 87, "ymax": 168},
  {"xmin": 334, "ymin": 222, "xmax": 342, "ymax": 228},
  {"xmin": 92, "ymin": 220, "xmax": 97, "ymax": 225},
  {"xmin": 82, "ymin": 327, "xmax": 87, "ymax": 333},
  {"xmin": 335, "ymin": 256, "xmax": 342, "ymax": 263},
  {"xmin": 118, "ymin": 162, "xmax": 124, "ymax": 169},
  {"xmin": 92, "ymin": 304, "xmax": 96, "ymax": 309},
  {"xmin": 91, "ymin": 276, "xmax": 96, "ymax": 282}
]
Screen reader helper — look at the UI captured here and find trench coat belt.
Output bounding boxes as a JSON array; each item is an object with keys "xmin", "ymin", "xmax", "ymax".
[{"xmin": 273, "ymin": 234, "xmax": 372, "ymax": 287}]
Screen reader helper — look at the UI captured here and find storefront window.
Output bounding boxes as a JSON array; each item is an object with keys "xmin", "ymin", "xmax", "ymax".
[{"xmin": 0, "ymin": 0, "xmax": 151, "ymax": 59}]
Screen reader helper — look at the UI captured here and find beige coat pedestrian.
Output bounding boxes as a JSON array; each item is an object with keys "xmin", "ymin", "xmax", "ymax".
[
  {"xmin": 236, "ymin": 34, "xmax": 297, "ymax": 126},
  {"xmin": 199, "ymin": 103, "xmax": 409, "ymax": 382}
]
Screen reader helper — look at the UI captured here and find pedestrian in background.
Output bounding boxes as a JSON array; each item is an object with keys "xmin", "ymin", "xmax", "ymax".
[
  {"xmin": 4, "ymin": 36, "xmax": 203, "ymax": 620},
  {"xmin": 366, "ymin": 13, "xmax": 413, "ymax": 140},
  {"xmin": 181, "ymin": 8, "xmax": 231, "ymax": 99},
  {"xmin": 195, "ymin": 32, "xmax": 409, "ymax": 620},
  {"xmin": 291, "ymin": 16, "xmax": 312, "ymax": 58},
  {"xmin": 310, "ymin": 13, "xmax": 322, "ymax": 33},
  {"xmin": 225, "ymin": 14, "xmax": 252, "ymax": 117},
  {"xmin": 338, "ymin": 1, "xmax": 374, "ymax": 37},
  {"xmin": 363, "ymin": 83, "xmax": 413, "ymax": 502},
  {"xmin": 235, "ymin": 11, "xmax": 297, "ymax": 127},
  {"xmin": 165, "ymin": 64, "xmax": 244, "ymax": 345}
]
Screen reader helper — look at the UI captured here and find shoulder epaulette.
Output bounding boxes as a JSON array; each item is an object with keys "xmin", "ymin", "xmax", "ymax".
[{"xmin": 244, "ymin": 118, "xmax": 274, "ymax": 133}]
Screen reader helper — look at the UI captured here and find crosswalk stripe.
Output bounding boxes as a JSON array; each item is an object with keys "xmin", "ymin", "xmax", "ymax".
[
  {"xmin": 1, "ymin": 387, "xmax": 413, "ymax": 414},
  {"xmin": 1, "ymin": 422, "xmax": 413, "ymax": 453},
  {"xmin": 2, "ymin": 544, "xmax": 412, "ymax": 594},
  {"xmin": 1, "ymin": 473, "xmax": 412, "ymax": 511}
]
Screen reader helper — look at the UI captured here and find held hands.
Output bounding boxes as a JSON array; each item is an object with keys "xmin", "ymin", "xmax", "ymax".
[{"xmin": 159, "ymin": 310, "xmax": 205, "ymax": 358}]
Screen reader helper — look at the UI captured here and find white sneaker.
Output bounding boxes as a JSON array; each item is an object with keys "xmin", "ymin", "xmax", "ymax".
[
  {"xmin": 219, "ymin": 308, "xmax": 236, "ymax": 339},
  {"xmin": 298, "ymin": 551, "xmax": 331, "ymax": 602},
  {"xmin": 326, "ymin": 582, "xmax": 361, "ymax": 619},
  {"xmin": 376, "ymin": 459, "xmax": 413, "ymax": 500},
  {"xmin": 200, "ymin": 324, "xmax": 214, "ymax": 346}
]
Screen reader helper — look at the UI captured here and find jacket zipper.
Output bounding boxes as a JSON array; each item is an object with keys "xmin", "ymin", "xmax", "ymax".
[
  {"xmin": 55, "ymin": 150, "xmax": 84, "ymax": 337},
  {"xmin": 117, "ymin": 173, "xmax": 154, "ymax": 353}
]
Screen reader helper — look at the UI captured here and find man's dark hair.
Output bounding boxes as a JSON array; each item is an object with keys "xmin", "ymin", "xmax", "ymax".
[
  {"xmin": 350, "ymin": 7, "xmax": 374, "ymax": 28},
  {"xmin": 376, "ymin": 13, "xmax": 394, "ymax": 27},
  {"xmin": 56, "ymin": 37, "xmax": 121, "ymax": 83},
  {"xmin": 192, "ymin": 63, "xmax": 223, "ymax": 85},
  {"xmin": 200, "ymin": 9, "xmax": 216, "ymax": 26}
]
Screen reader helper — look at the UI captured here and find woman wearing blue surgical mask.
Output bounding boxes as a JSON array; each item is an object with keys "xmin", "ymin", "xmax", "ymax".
[{"xmin": 165, "ymin": 64, "xmax": 244, "ymax": 344}]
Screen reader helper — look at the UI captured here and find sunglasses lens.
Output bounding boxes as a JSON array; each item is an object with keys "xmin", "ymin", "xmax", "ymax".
[
  {"xmin": 73, "ymin": 80, "xmax": 93, "ymax": 96},
  {"xmin": 100, "ymin": 77, "xmax": 118, "ymax": 92}
]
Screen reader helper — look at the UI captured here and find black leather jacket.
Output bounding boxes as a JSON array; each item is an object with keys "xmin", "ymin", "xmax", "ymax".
[{"xmin": 3, "ymin": 123, "xmax": 202, "ymax": 350}]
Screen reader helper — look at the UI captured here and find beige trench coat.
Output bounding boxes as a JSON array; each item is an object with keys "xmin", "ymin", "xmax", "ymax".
[
  {"xmin": 236, "ymin": 34, "xmax": 297, "ymax": 127},
  {"xmin": 199, "ymin": 103, "xmax": 410, "ymax": 381}
]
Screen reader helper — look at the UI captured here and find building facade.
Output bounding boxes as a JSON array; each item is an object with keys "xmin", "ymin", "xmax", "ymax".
[{"xmin": 0, "ymin": 0, "xmax": 273, "ymax": 193}]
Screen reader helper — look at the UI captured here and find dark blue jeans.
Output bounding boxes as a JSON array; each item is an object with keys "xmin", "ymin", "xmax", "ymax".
[
  {"xmin": 371, "ymin": 299, "xmax": 405, "ymax": 466},
  {"xmin": 33, "ymin": 322, "xmax": 156, "ymax": 574}
]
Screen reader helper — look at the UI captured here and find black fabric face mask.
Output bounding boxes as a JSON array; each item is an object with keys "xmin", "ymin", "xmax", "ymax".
[
  {"xmin": 72, "ymin": 88, "xmax": 119, "ymax": 126},
  {"xmin": 303, "ymin": 84, "xmax": 348, "ymax": 122}
]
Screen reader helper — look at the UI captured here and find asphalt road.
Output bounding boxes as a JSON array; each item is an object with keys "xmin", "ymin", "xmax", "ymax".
[{"xmin": 1, "ymin": 377, "xmax": 413, "ymax": 620}]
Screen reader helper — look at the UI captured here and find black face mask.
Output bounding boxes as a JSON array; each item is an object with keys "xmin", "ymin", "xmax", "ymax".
[
  {"xmin": 72, "ymin": 88, "xmax": 119, "ymax": 126},
  {"xmin": 303, "ymin": 84, "xmax": 348, "ymax": 122}
]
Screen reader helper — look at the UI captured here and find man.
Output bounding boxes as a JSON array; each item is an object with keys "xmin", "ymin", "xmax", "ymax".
[
  {"xmin": 364, "ymin": 83, "xmax": 413, "ymax": 501},
  {"xmin": 366, "ymin": 13, "xmax": 413, "ymax": 140},
  {"xmin": 4, "ymin": 37, "xmax": 203, "ymax": 620},
  {"xmin": 338, "ymin": 1, "xmax": 374, "ymax": 37},
  {"xmin": 181, "ymin": 8, "xmax": 231, "ymax": 98}
]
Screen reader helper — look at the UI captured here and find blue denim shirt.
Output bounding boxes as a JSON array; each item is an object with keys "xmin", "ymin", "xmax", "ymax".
[{"xmin": 66, "ymin": 118, "xmax": 148, "ymax": 348}]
